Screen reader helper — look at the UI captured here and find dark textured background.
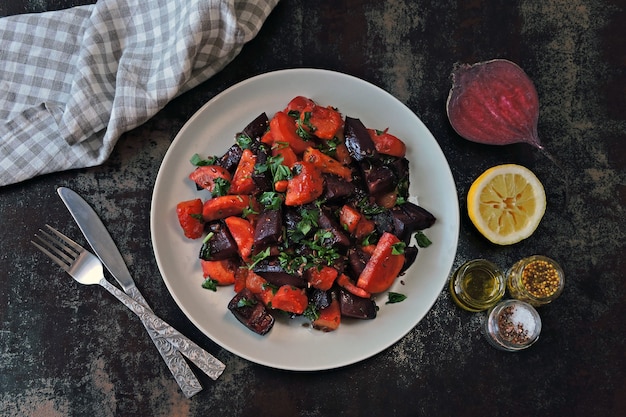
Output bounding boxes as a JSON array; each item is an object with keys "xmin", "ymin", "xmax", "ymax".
[{"xmin": 1, "ymin": 1, "xmax": 625, "ymax": 416}]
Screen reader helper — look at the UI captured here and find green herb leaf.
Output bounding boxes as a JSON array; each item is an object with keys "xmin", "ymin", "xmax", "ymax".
[
  {"xmin": 357, "ymin": 197, "xmax": 385, "ymax": 216},
  {"xmin": 190, "ymin": 153, "xmax": 218, "ymax": 166},
  {"xmin": 391, "ymin": 241, "xmax": 406, "ymax": 255},
  {"xmin": 259, "ymin": 191, "xmax": 283, "ymax": 210},
  {"xmin": 386, "ymin": 292, "xmax": 407, "ymax": 304},
  {"xmin": 201, "ymin": 278, "xmax": 218, "ymax": 291},
  {"xmin": 211, "ymin": 177, "xmax": 231, "ymax": 197},
  {"xmin": 248, "ymin": 247, "xmax": 271, "ymax": 269},
  {"xmin": 236, "ymin": 133, "xmax": 253, "ymax": 149},
  {"xmin": 242, "ymin": 201, "xmax": 259, "ymax": 218},
  {"xmin": 303, "ymin": 304, "xmax": 320, "ymax": 321},
  {"xmin": 237, "ymin": 297, "xmax": 256, "ymax": 308},
  {"xmin": 414, "ymin": 231, "xmax": 432, "ymax": 248}
]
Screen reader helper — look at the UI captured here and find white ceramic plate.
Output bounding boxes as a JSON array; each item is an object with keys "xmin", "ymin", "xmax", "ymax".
[{"xmin": 151, "ymin": 68, "xmax": 459, "ymax": 371}]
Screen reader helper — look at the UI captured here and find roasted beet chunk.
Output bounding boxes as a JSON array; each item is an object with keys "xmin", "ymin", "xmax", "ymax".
[
  {"xmin": 339, "ymin": 288, "xmax": 377, "ymax": 319},
  {"xmin": 309, "ymin": 288, "xmax": 332, "ymax": 311},
  {"xmin": 322, "ymin": 174, "xmax": 356, "ymax": 201},
  {"xmin": 253, "ymin": 208, "xmax": 283, "ymax": 254},
  {"xmin": 242, "ymin": 112, "xmax": 269, "ymax": 141},
  {"xmin": 347, "ymin": 247, "xmax": 371, "ymax": 277},
  {"xmin": 228, "ymin": 288, "xmax": 274, "ymax": 335},
  {"xmin": 344, "ymin": 117, "xmax": 377, "ymax": 161},
  {"xmin": 401, "ymin": 202, "xmax": 436, "ymax": 230},
  {"xmin": 401, "ymin": 245, "xmax": 419, "ymax": 273},
  {"xmin": 218, "ymin": 144, "xmax": 243, "ymax": 174},
  {"xmin": 363, "ymin": 163, "xmax": 397, "ymax": 196},
  {"xmin": 253, "ymin": 257, "xmax": 307, "ymax": 288},
  {"xmin": 251, "ymin": 143, "xmax": 273, "ymax": 192},
  {"xmin": 199, "ymin": 222, "xmax": 238, "ymax": 260},
  {"xmin": 318, "ymin": 208, "xmax": 351, "ymax": 247}
]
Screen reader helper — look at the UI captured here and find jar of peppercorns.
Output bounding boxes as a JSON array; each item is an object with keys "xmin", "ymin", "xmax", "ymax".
[
  {"xmin": 485, "ymin": 299, "xmax": 542, "ymax": 351},
  {"xmin": 506, "ymin": 255, "xmax": 564, "ymax": 307}
]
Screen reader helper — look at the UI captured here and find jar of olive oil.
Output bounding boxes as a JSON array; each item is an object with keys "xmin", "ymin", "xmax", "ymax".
[
  {"xmin": 507, "ymin": 255, "xmax": 564, "ymax": 307},
  {"xmin": 449, "ymin": 259, "xmax": 506, "ymax": 312}
]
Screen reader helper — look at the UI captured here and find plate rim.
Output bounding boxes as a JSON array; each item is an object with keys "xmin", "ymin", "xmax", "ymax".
[{"xmin": 150, "ymin": 68, "xmax": 459, "ymax": 371}]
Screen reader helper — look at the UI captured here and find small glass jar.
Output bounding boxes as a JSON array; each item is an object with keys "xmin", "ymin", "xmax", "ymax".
[
  {"xmin": 507, "ymin": 255, "xmax": 564, "ymax": 307},
  {"xmin": 449, "ymin": 259, "xmax": 506, "ymax": 312},
  {"xmin": 484, "ymin": 299, "xmax": 542, "ymax": 352}
]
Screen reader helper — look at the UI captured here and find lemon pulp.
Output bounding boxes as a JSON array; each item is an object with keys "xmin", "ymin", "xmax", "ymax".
[{"xmin": 467, "ymin": 164, "xmax": 546, "ymax": 245}]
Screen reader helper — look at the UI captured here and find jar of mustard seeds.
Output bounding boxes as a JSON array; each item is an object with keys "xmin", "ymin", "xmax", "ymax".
[{"xmin": 506, "ymin": 255, "xmax": 564, "ymax": 307}]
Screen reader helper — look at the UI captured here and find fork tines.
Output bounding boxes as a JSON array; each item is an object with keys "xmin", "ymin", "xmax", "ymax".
[{"xmin": 32, "ymin": 225, "xmax": 83, "ymax": 271}]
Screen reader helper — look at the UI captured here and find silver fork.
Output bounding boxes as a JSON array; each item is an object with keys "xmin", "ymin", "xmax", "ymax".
[{"xmin": 32, "ymin": 225, "xmax": 226, "ymax": 395}]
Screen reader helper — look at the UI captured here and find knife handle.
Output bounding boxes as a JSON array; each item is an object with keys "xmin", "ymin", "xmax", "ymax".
[
  {"xmin": 126, "ymin": 287, "xmax": 203, "ymax": 398},
  {"xmin": 98, "ymin": 278, "xmax": 226, "ymax": 381}
]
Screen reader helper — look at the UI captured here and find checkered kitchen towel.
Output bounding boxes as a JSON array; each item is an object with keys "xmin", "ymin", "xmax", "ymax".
[{"xmin": 0, "ymin": 0, "xmax": 279, "ymax": 186}]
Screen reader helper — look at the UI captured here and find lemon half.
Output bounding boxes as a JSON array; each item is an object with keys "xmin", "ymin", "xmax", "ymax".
[{"xmin": 467, "ymin": 164, "xmax": 546, "ymax": 245}]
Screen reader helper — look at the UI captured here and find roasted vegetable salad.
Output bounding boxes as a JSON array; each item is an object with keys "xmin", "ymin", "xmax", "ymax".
[{"xmin": 175, "ymin": 96, "xmax": 436, "ymax": 335}]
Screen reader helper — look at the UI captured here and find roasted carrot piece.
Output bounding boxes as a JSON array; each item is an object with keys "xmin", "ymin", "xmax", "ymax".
[
  {"xmin": 272, "ymin": 143, "xmax": 298, "ymax": 168},
  {"xmin": 312, "ymin": 296, "xmax": 341, "ymax": 332},
  {"xmin": 302, "ymin": 147, "xmax": 352, "ymax": 181},
  {"xmin": 337, "ymin": 273, "xmax": 372, "ymax": 299},
  {"xmin": 285, "ymin": 161, "xmax": 324, "ymax": 206},
  {"xmin": 245, "ymin": 270, "xmax": 274, "ymax": 306},
  {"xmin": 306, "ymin": 265, "xmax": 339, "ymax": 291},
  {"xmin": 230, "ymin": 149, "xmax": 257, "ymax": 194},
  {"xmin": 334, "ymin": 142, "xmax": 352, "ymax": 165},
  {"xmin": 188, "ymin": 165, "xmax": 232, "ymax": 193},
  {"xmin": 200, "ymin": 259, "xmax": 237, "ymax": 285},
  {"xmin": 224, "ymin": 216, "xmax": 254, "ymax": 262},
  {"xmin": 339, "ymin": 205, "xmax": 362, "ymax": 235},
  {"xmin": 285, "ymin": 96, "xmax": 315, "ymax": 113},
  {"xmin": 274, "ymin": 179, "xmax": 288, "ymax": 193},
  {"xmin": 355, "ymin": 217, "xmax": 376, "ymax": 241},
  {"xmin": 176, "ymin": 198, "xmax": 204, "ymax": 239},
  {"xmin": 270, "ymin": 285, "xmax": 308, "ymax": 314},
  {"xmin": 301, "ymin": 104, "xmax": 343, "ymax": 140},
  {"xmin": 269, "ymin": 111, "xmax": 310, "ymax": 154},
  {"xmin": 261, "ymin": 129, "xmax": 274, "ymax": 146},
  {"xmin": 367, "ymin": 128, "xmax": 406, "ymax": 158},
  {"xmin": 202, "ymin": 195, "xmax": 251, "ymax": 222},
  {"xmin": 234, "ymin": 267, "xmax": 248, "ymax": 292},
  {"xmin": 356, "ymin": 232, "xmax": 405, "ymax": 293}
]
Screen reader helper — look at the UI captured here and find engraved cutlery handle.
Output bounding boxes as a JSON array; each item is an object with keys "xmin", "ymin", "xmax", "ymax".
[
  {"xmin": 126, "ymin": 286, "xmax": 202, "ymax": 398},
  {"xmin": 100, "ymin": 278, "xmax": 226, "ymax": 381}
]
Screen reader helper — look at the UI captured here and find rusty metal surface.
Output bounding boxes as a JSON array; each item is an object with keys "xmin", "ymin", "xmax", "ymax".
[{"xmin": 1, "ymin": 1, "xmax": 625, "ymax": 416}]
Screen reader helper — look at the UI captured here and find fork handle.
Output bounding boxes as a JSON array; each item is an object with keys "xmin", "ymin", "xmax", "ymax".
[
  {"xmin": 98, "ymin": 278, "xmax": 226, "ymax": 381},
  {"xmin": 126, "ymin": 287, "xmax": 203, "ymax": 398}
]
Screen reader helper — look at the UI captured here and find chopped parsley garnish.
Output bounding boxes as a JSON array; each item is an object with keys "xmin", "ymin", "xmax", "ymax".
[
  {"xmin": 391, "ymin": 242, "xmax": 406, "ymax": 255},
  {"xmin": 386, "ymin": 292, "xmax": 407, "ymax": 304},
  {"xmin": 357, "ymin": 197, "xmax": 385, "ymax": 216},
  {"xmin": 211, "ymin": 177, "xmax": 231, "ymax": 197},
  {"xmin": 236, "ymin": 133, "xmax": 253, "ymax": 149},
  {"xmin": 201, "ymin": 278, "xmax": 218, "ymax": 291},
  {"xmin": 414, "ymin": 231, "xmax": 432, "ymax": 248},
  {"xmin": 237, "ymin": 297, "xmax": 257, "ymax": 308},
  {"xmin": 303, "ymin": 304, "xmax": 320, "ymax": 321},
  {"xmin": 255, "ymin": 155, "xmax": 291, "ymax": 184},
  {"xmin": 248, "ymin": 247, "xmax": 271, "ymax": 269},
  {"xmin": 258, "ymin": 191, "xmax": 283, "ymax": 210},
  {"xmin": 295, "ymin": 111, "xmax": 315, "ymax": 140},
  {"xmin": 190, "ymin": 153, "xmax": 218, "ymax": 166}
]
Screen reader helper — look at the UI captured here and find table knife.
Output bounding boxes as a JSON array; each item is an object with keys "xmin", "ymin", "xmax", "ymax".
[{"xmin": 57, "ymin": 187, "xmax": 225, "ymax": 395}]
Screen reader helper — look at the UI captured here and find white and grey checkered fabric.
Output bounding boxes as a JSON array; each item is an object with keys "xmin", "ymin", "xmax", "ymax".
[{"xmin": 0, "ymin": 0, "xmax": 278, "ymax": 186}]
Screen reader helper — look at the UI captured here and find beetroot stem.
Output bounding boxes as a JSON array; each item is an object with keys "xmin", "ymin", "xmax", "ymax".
[{"xmin": 536, "ymin": 144, "xmax": 570, "ymax": 208}]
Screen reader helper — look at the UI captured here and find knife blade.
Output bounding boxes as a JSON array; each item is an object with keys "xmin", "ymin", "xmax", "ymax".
[{"xmin": 57, "ymin": 187, "xmax": 225, "ymax": 389}]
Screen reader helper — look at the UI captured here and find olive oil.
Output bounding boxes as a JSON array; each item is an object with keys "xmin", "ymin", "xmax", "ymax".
[{"xmin": 450, "ymin": 259, "xmax": 505, "ymax": 312}]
